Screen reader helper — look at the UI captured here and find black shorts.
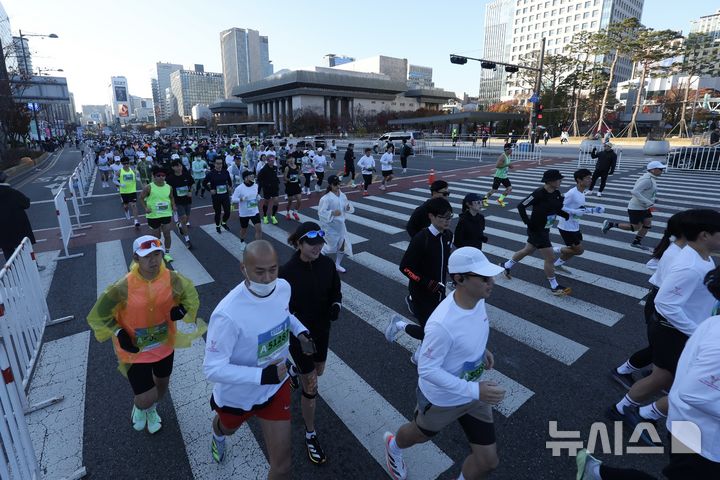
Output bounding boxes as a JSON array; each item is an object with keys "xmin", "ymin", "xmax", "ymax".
[
  {"xmin": 382, "ymin": 170, "xmax": 393, "ymax": 177},
  {"xmin": 648, "ymin": 312, "xmax": 688, "ymax": 375},
  {"xmin": 663, "ymin": 448, "xmax": 720, "ymax": 479},
  {"xmin": 262, "ymin": 188, "xmax": 279, "ymax": 200},
  {"xmin": 628, "ymin": 209, "xmax": 653, "ymax": 225},
  {"xmin": 330, "ymin": 152, "xmax": 336, "ymax": 159},
  {"xmin": 126, "ymin": 351, "xmax": 174, "ymax": 395},
  {"xmin": 239, "ymin": 214, "xmax": 261, "ymax": 228},
  {"xmin": 120, "ymin": 193, "xmax": 137, "ymax": 204},
  {"xmin": 492, "ymin": 177, "xmax": 511, "ymax": 189},
  {"xmin": 285, "ymin": 183, "xmax": 301, "ymax": 196},
  {"xmin": 559, "ymin": 229, "xmax": 583, "ymax": 246},
  {"xmin": 289, "ymin": 325, "xmax": 331, "ymax": 374},
  {"xmin": 527, "ymin": 228, "xmax": 552, "ymax": 249},
  {"xmin": 147, "ymin": 216, "xmax": 172, "ymax": 230}
]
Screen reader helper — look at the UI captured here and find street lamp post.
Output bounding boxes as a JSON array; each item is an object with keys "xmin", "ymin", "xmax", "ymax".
[{"xmin": 17, "ymin": 30, "xmax": 59, "ymax": 142}]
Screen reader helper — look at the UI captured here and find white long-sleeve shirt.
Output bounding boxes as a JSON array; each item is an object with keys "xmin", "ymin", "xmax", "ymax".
[
  {"xmin": 203, "ymin": 280, "xmax": 308, "ymax": 410},
  {"xmin": 231, "ymin": 182, "xmax": 260, "ymax": 217},
  {"xmin": 357, "ymin": 155, "xmax": 375, "ymax": 175},
  {"xmin": 648, "ymin": 242, "xmax": 683, "ymax": 288},
  {"xmin": 557, "ymin": 187, "xmax": 587, "ymax": 232},
  {"xmin": 379, "ymin": 152, "xmax": 394, "ymax": 171},
  {"xmin": 418, "ymin": 292, "xmax": 490, "ymax": 407},
  {"xmin": 667, "ymin": 315, "xmax": 720, "ymax": 461},
  {"xmin": 654, "ymin": 246, "xmax": 716, "ymax": 336}
]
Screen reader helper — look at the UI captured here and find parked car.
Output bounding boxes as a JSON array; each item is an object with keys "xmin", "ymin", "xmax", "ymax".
[
  {"xmin": 295, "ymin": 136, "xmax": 326, "ymax": 150},
  {"xmin": 372, "ymin": 131, "xmax": 424, "ymax": 153},
  {"xmin": 666, "ymin": 146, "xmax": 720, "ymax": 170}
]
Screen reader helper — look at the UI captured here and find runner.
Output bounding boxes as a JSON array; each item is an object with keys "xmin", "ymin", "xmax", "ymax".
[
  {"xmin": 577, "ymin": 266, "xmax": 720, "ymax": 480},
  {"xmin": 601, "ymin": 160, "xmax": 667, "ymax": 250},
  {"xmin": 482, "ymin": 143, "xmax": 513, "ymax": 208},
  {"xmin": 552, "ymin": 169, "xmax": 605, "ymax": 270},
  {"xmin": 587, "ymin": 143, "xmax": 617, "ymax": 197},
  {"xmin": 257, "ymin": 153, "xmax": 280, "ymax": 225},
  {"xmin": 387, "ymin": 197, "xmax": 453, "ymax": 345},
  {"xmin": 136, "ymin": 153, "xmax": 154, "ymax": 188},
  {"xmin": 312, "ymin": 148, "xmax": 327, "ymax": 193},
  {"xmin": 284, "ymin": 156, "xmax": 302, "ymax": 221},
  {"xmin": 117, "ymin": 156, "xmax": 141, "ymax": 228},
  {"xmin": 317, "ymin": 175, "xmax": 354, "ymax": 273},
  {"xmin": 357, "ymin": 147, "xmax": 376, "ymax": 197},
  {"xmin": 280, "ymin": 222, "xmax": 342, "ymax": 465},
  {"xmin": 301, "ymin": 150, "xmax": 314, "ymax": 195},
  {"xmin": 98, "ymin": 149, "xmax": 112, "ymax": 187},
  {"xmin": 111, "ymin": 156, "xmax": 123, "ymax": 189},
  {"xmin": 140, "ymin": 166, "xmax": 176, "ymax": 263},
  {"xmin": 203, "ymin": 157, "xmax": 233, "ymax": 234},
  {"xmin": 231, "ymin": 170, "xmax": 262, "ymax": 245},
  {"xmin": 342, "ymin": 143, "xmax": 357, "ymax": 187},
  {"xmin": 379, "ymin": 144, "xmax": 395, "ymax": 191},
  {"xmin": 87, "ymin": 235, "xmax": 201, "ymax": 435},
  {"xmin": 328, "ymin": 140, "xmax": 338, "ymax": 166},
  {"xmin": 166, "ymin": 159, "xmax": 194, "ymax": 249},
  {"xmin": 454, "ymin": 193, "xmax": 488, "ymax": 250},
  {"xmin": 203, "ymin": 240, "xmax": 315, "ymax": 475},
  {"xmin": 191, "ymin": 152, "xmax": 208, "ymax": 197},
  {"xmin": 383, "ymin": 247, "xmax": 506, "ymax": 480},
  {"xmin": 500, "ymin": 169, "xmax": 572, "ymax": 296},
  {"xmin": 406, "ymin": 180, "xmax": 450, "ymax": 237}
]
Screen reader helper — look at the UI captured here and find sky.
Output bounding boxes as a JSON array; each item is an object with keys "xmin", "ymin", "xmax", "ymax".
[{"xmin": 2, "ymin": 0, "xmax": 713, "ymax": 109}]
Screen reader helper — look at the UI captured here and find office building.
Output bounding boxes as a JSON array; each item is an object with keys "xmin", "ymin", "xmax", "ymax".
[
  {"xmin": 331, "ymin": 55, "xmax": 408, "ymax": 82},
  {"xmin": 407, "ymin": 64, "xmax": 434, "ymax": 89},
  {"xmin": 220, "ymin": 28, "xmax": 273, "ymax": 98},
  {"xmin": 130, "ymin": 95, "xmax": 154, "ymax": 123},
  {"xmin": 155, "ymin": 62, "xmax": 183, "ymax": 120},
  {"xmin": 150, "ymin": 78, "xmax": 160, "ymax": 122},
  {"xmin": 11, "ymin": 36, "xmax": 31, "ymax": 75},
  {"xmin": 81, "ymin": 105, "xmax": 110, "ymax": 125},
  {"xmin": 478, "ymin": 0, "xmax": 515, "ymax": 105},
  {"xmin": 110, "ymin": 76, "xmax": 132, "ymax": 122},
  {"xmin": 689, "ymin": 9, "xmax": 720, "ymax": 76},
  {"xmin": 170, "ymin": 66, "xmax": 224, "ymax": 118}
]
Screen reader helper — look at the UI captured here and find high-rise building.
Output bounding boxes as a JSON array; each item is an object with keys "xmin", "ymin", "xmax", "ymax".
[
  {"xmin": 155, "ymin": 62, "xmax": 182, "ymax": 120},
  {"xmin": 170, "ymin": 66, "xmax": 224, "ymax": 118},
  {"xmin": 479, "ymin": 0, "xmax": 644, "ymax": 103},
  {"xmin": 11, "ymin": 36, "xmax": 32, "ymax": 75},
  {"xmin": 689, "ymin": 9, "xmax": 720, "ymax": 77},
  {"xmin": 220, "ymin": 28, "xmax": 273, "ymax": 98},
  {"xmin": 150, "ymin": 78, "xmax": 160, "ymax": 122},
  {"xmin": 110, "ymin": 76, "xmax": 131, "ymax": 121}
]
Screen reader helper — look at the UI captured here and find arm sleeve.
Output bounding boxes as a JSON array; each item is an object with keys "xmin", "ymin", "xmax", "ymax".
[
  {"xmin": 289, "ymin": 314, "xmax": 309, "ymax": 337},
  {"xmin": 170, "ymin": 271, "xmax": 199, "ymax": 323},
  {"xmin": 418, "ymin": 324, "xmax": 479, "ymax": 401},
  {"xmin": 203, "ymin": 311, "xmax": 263, "ymax": 386},
  {"xmin": 631, "ymin": 178, "xmax": 655, "ymax": 208},
  {"xmin": 675, "ymin": 336, "xmax": 720, "ymax": 419},
  {"xmin": 517, "ymin": 192, "xmax": 536, "ymax": 225},
  {"xmin": 654, "ymin": 267, "xmax": 703, "ymax": 336},
  {"xmin": 343, "ymin": 195, "xmax": 355, "ymax": 214},
  {"xmin": 86, "ymin": 280, "xmax": 126, "ymax": 342},
  {"xmin": 400, "ymin": 234, "xmax": 425, "ymax": 285}
]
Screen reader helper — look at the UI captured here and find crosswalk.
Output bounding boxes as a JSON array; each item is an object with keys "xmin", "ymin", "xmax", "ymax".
[{"xmin": 30, "ymin": 159, "xmax": 720, "ymax": 479}]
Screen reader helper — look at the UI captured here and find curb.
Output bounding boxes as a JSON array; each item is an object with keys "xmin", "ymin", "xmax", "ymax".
[{"xmin": 6, "ymin": 151, "xmax": 51, "ymax": 179}]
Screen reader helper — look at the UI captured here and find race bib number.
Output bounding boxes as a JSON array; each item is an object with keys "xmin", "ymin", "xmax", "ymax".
[
  {"xmin": 216, "ymin": 185, "xmax": 228, "ymax": 194},
  {"xmin": 460, "ymin": 360, "xmax": 485, "ymax": 382},
  {"xmin": 175, "ymin": 186, "xmax": 189, "ymax": 196},
  {"xmin": 134, "ymin": 324, "xmax": 169, "ymax": 352},
  {"xmin": 123, "ymin": 173, "xmax": 134, "ymax": 181},
  {"xmin": 246, "ymin": 199, "xmax": 258, "ymax": 209},
  {"xmin": 289, "ymin": 174, "xmax": 298, "ymax": 183},
  {"xmin": 545, "ymin": 214, "xmax": 557, "ymax": 228},
  {"xmin": 155, "ymin": 201, "xmax": 169, "ymax": 212},
  {"xmin": 257, "ymin": 318, "xmax": 290, "ymax": 365}
]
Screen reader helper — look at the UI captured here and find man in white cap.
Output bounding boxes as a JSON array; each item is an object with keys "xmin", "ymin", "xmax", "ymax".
[
  {"xmin": 384, "ymin": 247, "xmax": 506, "ymax": 480},
  {"xmin": 601, "ymin": 160, "xmax": 666, "ymax": 250}
]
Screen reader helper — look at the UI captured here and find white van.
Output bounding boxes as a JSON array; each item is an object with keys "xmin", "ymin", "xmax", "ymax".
[{"xmin": 373, "ymin": 131, "xmax": 424, "ymax": 153}]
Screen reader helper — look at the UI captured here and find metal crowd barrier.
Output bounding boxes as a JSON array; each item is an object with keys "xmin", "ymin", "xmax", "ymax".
[
  {"xmin": 54, "ymin": 189, "xmax": 85, "ymax": 261},
  {"xmin": 455, "ymin": 144, "xmax": 483, "ymax": 161},
  {"xmin": 578, "ymin": 147, "xmax": 623, "ymax": 171},
  {"xmin": 413, "ymin": 141, "xmax": 434, "ymax": 158},
  {"xmin": 666, "ymin": 146, "xmax": 720, "ymax": 171}
]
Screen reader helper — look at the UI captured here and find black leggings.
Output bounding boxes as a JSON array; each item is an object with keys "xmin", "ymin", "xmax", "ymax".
[
  {"xmin": 404, "ymin": 296, "xmax": 441, "ymax": 340},
  {"xmin": 590, "ymin": 169, "xmax": 610, "ymax": 192},
  {"xmin": 303, "ymin": 172, "xmax": 312, "ymax": 188},
  {"xmin": 362, "ymin": 173, "xmax": 372, "ymax": 190},
  {"xmin": 212, "ymin": 194, "xmax": 231, "ymax": 225},
  {"xmin": 628, "ymin": 288, "xmax": 658, "ymax": 369},
  {"xmin": 316, "ymin": 171, "xmax": 325, "ymax": 187},
  {"xmin": 194, "ymin": 179, "xmax": 204, "ymax": 194},
  {"xmin": 401, "ymin": 156, "xmax": 408, "ymax": 169},
  {"xmin": 344, "ymin": 164, "xmax": 355, "ymax": 180}
]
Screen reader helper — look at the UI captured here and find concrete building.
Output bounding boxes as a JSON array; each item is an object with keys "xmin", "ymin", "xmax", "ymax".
[
  {"xmin": 689, "ymin": 9, "xmax": 720, "ymax": 77},
  {"xmin": 324, "ymin": 54, "xmax": 355, "ymax": 67},
  {"xmin": 479, "ymin": 0, "xmax": 515, "ymax": 106},
  {"xmin": 208, "ymin": 99, "xmax": 249, "ymax": 122},
  {"xmin": 110, "ymin": 76, "xmax": 132, "ymax": 122},
  {"xmin": 617, "ymin": 75, "xmax": 720, "ymax": 105},
  {"xmin": 150, "ymin": 78, "xmax": 160, "ymax": 123},
  {"xmin": 81, "ymin": 105, "xmax": 110, "ymax": 125},
  {"xmin": 11, "ymin": 74, "xmax": 73, "ymax": 138},
  {"xmin": 191, "ymin": 104, "xmax": 212, "ymax": 122},
  {"xmin": 220, "ymin": 28, "xmax": 273, "ymax": 98},
  {"xmin": 11, "ymin": 36, "xmax": 31, "ymax": 75},
  {"xmin": 407, "ymin": 64, "xmax": 434, "ymax": 89},
  {"xmin": 130, "ymin": 95, "xmax": 154, "ymax": 123},
  {"xmin": 331, "ymin": 55, "xmax": 408, "ymax": 82},
  {"xmin": 170, "ymin": 66, "xmax": 224, "ymax": 118},
  {"xmin": 155, "ymin": 62, "xmax": 183, "ymax": 121}
]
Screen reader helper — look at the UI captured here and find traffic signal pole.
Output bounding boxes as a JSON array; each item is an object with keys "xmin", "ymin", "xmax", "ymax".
[{"xmin": 529, "ymin": 38, "xmax": 546, "ymax": 150}]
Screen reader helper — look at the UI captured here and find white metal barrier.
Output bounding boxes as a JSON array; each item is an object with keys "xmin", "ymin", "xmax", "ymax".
[
  {"xmin": 455, "ymin": 144, "xmax": 483, "ymax": 161},
  {"xmin": 66, "ymin": 177, "xmax": 93, "ymax": 231},
  {"xmin": 511, "ymin": 143, "xmax": 543, "ymax": 165},
  {"xmin": 666, "ymin": 146, "xmax": 720, "ymax": 171},
  {"xmin": 578, "ymin": 147, "xmax": 623, "ymax": 171},
  {"xmin": 54, "ymin": 189, "xmax": 85, "ymax": 261},
  {"xmin": 0, "ymin": 341, "xmax": 41, "ymax": 480},
  {"xmin": 413, "ymin": 141, "xmax": 434, "ymax": 158}
]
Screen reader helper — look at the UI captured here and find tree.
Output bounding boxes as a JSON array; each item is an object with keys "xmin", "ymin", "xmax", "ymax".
[
  {"xmin": 593, "ymin": 17, "xmax": 642, "ymax": 134},
  {"xmin": 563, "ymin": 31, "xmax": 598, "ymax": 136},
  {"xmin": 672, "ymin": 32, "xmax": 717, "ymax": 137},
  {"xmin": 624, "ymin": 27, "xmax": 682, "ymax": 137}
]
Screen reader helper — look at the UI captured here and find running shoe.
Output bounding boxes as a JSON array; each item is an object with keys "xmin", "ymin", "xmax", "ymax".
[
  {"xmin": 363, "ymin": 191, "xmax": 369, "ymax": 197},
  {"xmin": 575, "ymin": 448, "xmax": 601, "ymax": 480},
  {"xmin": 211, "ymin": 435, "xmax": 226, "ymax": 463},
  {"xmin": 622, "ymin": 406, "xmax": 662, "ymax": 446},
  {"xmin": 350, "ymin": 182, "xmax": 356, "ymax": 188},
  {"xmin": 336, "ymin": 264, "xmax": 346, "ymax": 273},
  {"xmin": 605, "ymin": 404, "xmax": 625, "ymax": 422},
  {"xmin": 550, "ymin": 285, "xmax": 571, "ymax": 296},
  {"xmin": 186, "ymin": 222, "xmax": 191, "ymax": 227},
  {"xmin": 630, "ymin": 242, "xmax": 652, "ymax": 251},
  {"xmin": 554, "ymin": 263, "xmax": 569, "ymax": 272},
  {"xmin": 385, "ymin": 315, "xmax": 403, "ymax": 342},
  {"xmin": 482, "ymin": 197, "xmax": 489, "ymax": 208},
  {"xmin": 596, "ymin": 191, "xmax": 603, "ymax": 197},
  {"xmin": 383, "ymin": 432, "xmax": 408, "ymax": 480},
  {"xmin": 221, "ymin": 222, "xmax": 230, "ymax": 231},
  {"xmin": 610, "ymin": 368, "xmax": 635, "ymax": 390},
  {"xmin": 286, "ymin": 213, "xmax": 291, "ymax": 220},
  {"xmin": 216, "ymin": 225, "xmax": 221, "ymax": 233},
  {"xmin": 134, "ymin": 221, "xmax": 140, "ymax": 228},
  {"xmin": 271, "ymin": 216, "xmax": 278, "ymax": 224},
  {"xmin": 305, "ymin": 433, "xmax": 327, "ymax": 464},
  {"xmin": 186, "ymin": 240, "xmax": 193, "ymax": 250},
  {"xmin": 601, "ymin": 220, "xmax": 613, "ymax": 234},
  {"xmin": 496, "ymin": 199, "xmax": 507, "ymax": 207},
  {"xmin": 379, "ymin": 184, "xmax": 386, "ymax": 191},
  {"xmin": 262, "ymin": 215, "xmax": 269, "ymax": 224},
  {"xmin": 292, "ymin": 212, "xmax": 300, "ymax": 221},
  {"xmin": 146, "ymin": 406, "xmax": 162, "ymax": 434},
  {"xmin": 500, "ymin": 262, "xmax": 512, "ymax": 279},
  {"xmin": 131, "ymin": 405, "xmax": 147, "ymax": 431},
  {"xmin": 286, "ymin": 360, "xmax": 299, "ymax": 390},
  {"xmin": 163, "ymin": 253, "xmax": 174, "ymax": 263}
]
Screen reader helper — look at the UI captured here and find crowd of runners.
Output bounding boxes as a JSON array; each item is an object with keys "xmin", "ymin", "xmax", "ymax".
[{"xmin": 83, "ymin": 133, "xmax": 720, "ymax": 480}]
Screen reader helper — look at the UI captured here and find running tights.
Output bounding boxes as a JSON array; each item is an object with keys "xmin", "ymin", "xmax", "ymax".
[
  {"xmin": 212, "ymin": 195, "xmax": 231, "ymax": 225},
  {"xmin": 194, "ymin": 179, "xmax": 204, "ymax": 194},
  {"xmin": 304, "ymin": 173, "xmax": 312, "ymax": 189},
  {"xmin": 400, "ymin": 157, "xmax": 408, "ymax": 169},
  {"xmin": 262, "ymin": 203, "xmax": 278, "ymax": 216},
  {"xmin": 316, "ymin": 172, "xmax": 324, "ymax": 187},
  {"xmin": 362, "ymin": 174, "xmax": 372, "ymax": 190},
  {"xmin": 344, "ymin": 165, "xmax": 355, "ymax": 180},
  {"xmin": 629, "ymin": 290, "xmax": 659, "ymax": 369}
]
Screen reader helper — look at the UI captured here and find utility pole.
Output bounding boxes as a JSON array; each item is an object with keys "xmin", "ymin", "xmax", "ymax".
[{"xmin": 529, "ymin": 38, "xmax": 546, "ymax": 151}]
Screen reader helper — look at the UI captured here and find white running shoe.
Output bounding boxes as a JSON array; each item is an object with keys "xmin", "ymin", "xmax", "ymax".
[
  {"xmin": 384, "ymin": 315, "xmax": 403, "ymax": 342},
  {"xmin": 596, "ymin": 191, "xmax": 603, "ymax": 197},
  {"xmin": 410, "ymin": 347, "xmax": 420, "ymax": 365},
  {"xmin": 336, "ymin": 264, "xmax": 346, "ymax": 273},
  {"xmin": 383, "ymin": 432, "xmax": 408, "ymax": 480},
  {"xmin": 379, "ymin": 184, "xmax": 386, "ymax": 191}
]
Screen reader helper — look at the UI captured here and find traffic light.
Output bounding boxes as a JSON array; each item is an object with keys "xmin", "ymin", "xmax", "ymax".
[
  {"xmin": 535, "ymin": 104, "xmax": 544, "ymax": 119},
  {"xmin": 480, "ymin": 61, "xmax": 497, "ymax": 70},
  {"xmin": 504, "ymin": 65, "xmax": 519, "ymax": 73},
  {"xmin": 450, "ymin": 55, "xmax": 468, "ymax": 65}
]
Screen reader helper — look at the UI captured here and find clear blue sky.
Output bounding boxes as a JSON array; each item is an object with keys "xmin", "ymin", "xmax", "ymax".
[{"xmin": 2, "ymin": 0, "xmax": 712, "ymax": 108}]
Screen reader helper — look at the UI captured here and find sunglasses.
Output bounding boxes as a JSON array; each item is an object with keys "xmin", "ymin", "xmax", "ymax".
[
  {"xmin": 138, "ymin": 239, "xmax": 162, "ymax": 250},
  {"xmin": 436, "ymin": 213, "xmax": 454, "ymax": 220},
  {"xmin": 299, "ymin": 230, "xmax": 325, "ymax": 241}
]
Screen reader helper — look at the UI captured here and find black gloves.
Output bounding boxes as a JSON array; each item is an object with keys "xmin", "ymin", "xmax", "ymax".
[
  {"xmin": 170, "ymin": 304, "xmax": 187, "ymax": 321},
  {"xmin": 426, "ymin": 279, "xmax": 446, "ymax": 294},
  {"xmin": 329, "ymin": 303, "xmax": 341, "ymax": 321},
  {"xmin": 260, "ymin": 364, "xmax": 282, "ymax": 385},
  {"xmin": 298, "ymin": 332, "xmax": 316, "ymax": 355},
  {"xmin": 481, "ymin": 235, "xmax": 489, "ymax": 243},
  {"xmin": 116, "ymin": 328, "xmax": 139, "ymax": 353}
]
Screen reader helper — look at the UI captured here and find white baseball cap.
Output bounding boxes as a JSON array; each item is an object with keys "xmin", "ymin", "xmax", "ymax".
[
  {"xmin": 171, "ymin": 153, "xmax": 180, "ymax": 160},
  {"xmin": 448, "ymin": 247, "xmax": 504, "ymax": 277},
  {"xmin": 133, "ymin": 235, "xmax": 164, "ymax": 257},
  {"xmin": 646, "ymin": 160, "xmax": 667, "ymax": 170}
]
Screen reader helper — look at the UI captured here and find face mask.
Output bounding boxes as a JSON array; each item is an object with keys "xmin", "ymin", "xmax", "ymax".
[
  {"xmin": 245, "ymin": 180, "xmax": 254, "ymax": 186},
  {"xmin": 246, "ymin": 278, "xmax": 276, "ymax": 297}
]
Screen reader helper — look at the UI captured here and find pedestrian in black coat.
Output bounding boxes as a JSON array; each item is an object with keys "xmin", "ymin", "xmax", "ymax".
[
  {"xmin": 0, "ymin": 171, "xmax": 36, "ymax": 261},
  {"xmin": 454, "ymin": 193, "xmax": 488, "ymax": 250}
]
